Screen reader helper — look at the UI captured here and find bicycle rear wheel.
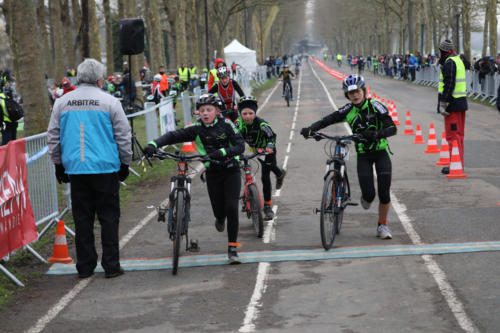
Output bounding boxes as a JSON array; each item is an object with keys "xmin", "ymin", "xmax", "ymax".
[
  {"xmin": 248, "ymin": 184, "xmax": 264, "ymax": 238},
  {"xmin": 172, "ymin": 191, "xmax": 185, "ymax": 275},
  {"xmin": 320, "ymin": 173, "xmax": 336, "ymax": 250},
  {"xmin": 285, "ymin": 85, "xmax": 290, "ymax": 107},
  {"xmin": 335, "ymin": 174, "xmax": 349, "ymax": 234}
]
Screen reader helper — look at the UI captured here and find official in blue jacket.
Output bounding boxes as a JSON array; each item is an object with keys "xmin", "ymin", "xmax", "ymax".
[{"xmin": 48, "ymin": 58, "xmax": 132, "ymax": 279}]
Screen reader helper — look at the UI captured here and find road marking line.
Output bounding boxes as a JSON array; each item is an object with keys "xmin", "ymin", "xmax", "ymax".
[
  {"xmin": 291, "ymin": 122, "xmax": 296, "ymax": 130},
  {"xmin": 47, "ymin": 241, "xmax": 500, "ymax": 274},
  {"xmin": 29, "ymin": 78, "xmax": 281, "ymax": 333},
  {"xmin": 282, "ymin": 155, "xmax": 289, "ymax": 170},
  {"xmin": 286, "ymin": 142, "xmax": 291, "ymax": 154},
  {"xmin": 263, "ymin": 205, "xmax": 279, "ymax": 244},
  {"xmin": 238, "ymin": 262, "xmax": 270, "ymax": 333},
  {"xmin": 311, "ymin": 59, "xmax": 479, "ymax": 333},
  {"xmin": 288, "ymin": 130, "xmax": 294, "ymax": 141}
]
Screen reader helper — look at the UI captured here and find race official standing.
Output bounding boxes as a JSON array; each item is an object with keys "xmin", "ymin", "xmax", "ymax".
[
  {"xmin": 47, "ymin": 58, "xmax": 132, "ymax": 279},
  {"xmin": 437, "ymin": 40, "xmax": 468, "ymax": 175}
]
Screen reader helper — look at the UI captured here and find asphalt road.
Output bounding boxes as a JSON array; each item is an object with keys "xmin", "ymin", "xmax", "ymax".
[{"xmin": 2, "ymin": 59, "xmax": 499, "ymax": 333}]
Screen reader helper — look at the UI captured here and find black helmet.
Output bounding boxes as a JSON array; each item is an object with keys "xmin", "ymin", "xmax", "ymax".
[
  {"xmin": 196, "ymin": 93, "xmax": 220, "ymax": 109},
  {"xmin": 238, "ymin": 96, "xmax": 258, "ymax": 112},
  {"xmin": 342, "ymin": 74, "xmax": 365, "ymax": 93}
]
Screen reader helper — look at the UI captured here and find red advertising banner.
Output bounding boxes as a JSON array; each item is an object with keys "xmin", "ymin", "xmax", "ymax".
[{"xmin": 0, "ymin": 139, "xmax": 38, "ymax": 258}]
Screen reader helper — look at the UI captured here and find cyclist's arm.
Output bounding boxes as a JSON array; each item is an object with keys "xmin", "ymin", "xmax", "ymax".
[
  {"xmin": 260, "ymin": 122, "xmax": 277, "ymax": 148},
  {"xmin": 309, "ymin": 104, "xmax": 352, "ymax": 131},
  {"xmin": 372, "ymin": 101, "xmax": 397, "ymax": 138},
  {"xmin": 289, "ymin": 71, "xmax": 295, "ymax": 78},
  {"xmin": 278, "ymin": 71, "xmax": 283, "ymax": 78},
  {"xmin": 208, "ymin": 84, "xmax": 218, "ymax": 94},
  {"xmin": 152, "ymin": 125, "xmax": 198, "ymax": 148},
  {"xmin": 231, "ymin": 80, "xmax": 245, "ymax": 97}
]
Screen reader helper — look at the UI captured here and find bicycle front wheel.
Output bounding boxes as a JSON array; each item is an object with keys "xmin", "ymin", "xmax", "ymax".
[
  {"xmin": 172, "ymin": 191, "xmax": 185, "ymax": 275},
  {"xmin": 335, "ymin": 174, "xmax": 349, "ymax": 234},
  {"xmin": 248, "ymin": 184, "xmax": 264, "ymax": 238},
  {"xmin": 320, "ymin": 173, "xmax": 336, "ymax": 250}
]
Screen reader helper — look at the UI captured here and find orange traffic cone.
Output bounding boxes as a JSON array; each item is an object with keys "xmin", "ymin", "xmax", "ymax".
[
  {"xmin": 436, "ymin": 132, "xmax": 450, "ymax": 165},
  {"xmin": 447, "ymin": 140, "xmax": 467, "ymax": 178},
  {"xmin": 414, "ymin": 124, "xmax": 425, "ymax": 144},
  {"xmin": 424, "ymin": 123, "xmax": 440, "ymax": 153},
  {"xmin": 180, "ymin": 123, "xmax": 197, "ymax": 153},
  {"xmin": 48, "ymin": 221, "xmax": 73, "ymax": 264},
  {"xmin": 403, "ymin": 111, "xmax": 414, "ymax": 135},
  {"xmin": 381, "ymin": 98, "xmax": 385, "ymax": 104}
]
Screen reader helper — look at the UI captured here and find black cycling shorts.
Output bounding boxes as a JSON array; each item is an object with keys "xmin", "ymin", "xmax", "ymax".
[{"xmin": 356, "ymin": 149, "xmax": 392, "ymax": 204}]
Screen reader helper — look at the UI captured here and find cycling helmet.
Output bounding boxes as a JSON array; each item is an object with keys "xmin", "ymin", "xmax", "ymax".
[
  {"xmin": 215, "ymin": 58, "xmax": 224, "ymax": 67},
  {"xmin": 62, "ymin": 77, "xmax": 70, "ymax": 85},
  {"xmin": 217, "ymin": 66, "xmax": 230, "ymax": 78},
  {"xmin": 238, "ymin": 96, "xmax": 258, "ymax": 112},
  {"xmin": 196, "ymin": 93, "xmax": 220, "ymax": 109},
  {"xmin": 342, "ymin": 74, "xmax": 365, "ymax": 93},
  {"xmin": 284, "ymin": 64, "xmax": 289, "ymax": 68},
  {"xmin": 153, "ymin": 74, "xmax": 162, "ymax": 82}
]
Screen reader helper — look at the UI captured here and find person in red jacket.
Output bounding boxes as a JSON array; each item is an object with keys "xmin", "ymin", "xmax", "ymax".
[
  {"xmin": 61, "ymin": 77, "xmax": 76, "ymax": 95},
  {"xmin": 208, "ymin": 58, "xmax": 226, "ymax": 90}
]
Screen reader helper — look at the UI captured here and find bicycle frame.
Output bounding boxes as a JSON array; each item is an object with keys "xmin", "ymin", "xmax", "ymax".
[{"xmin": 241, "ymin": 157, "xmax": 263, "ymax": 212}]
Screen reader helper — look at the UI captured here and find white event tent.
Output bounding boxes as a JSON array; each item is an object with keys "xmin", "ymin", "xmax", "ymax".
[{"xmin": 223, "ymin": 39, "xmax": 258, "ymax": 72}]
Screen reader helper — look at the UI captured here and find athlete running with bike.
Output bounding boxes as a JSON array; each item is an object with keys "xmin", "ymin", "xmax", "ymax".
[
  {"xmin": 278, "ymin": 65, "xmax": 295, "ymax": 101},
  {"xmin": 208, "ymin": 66, "xmax": 245, "ymax": 122},
  {"xmin": 144, "ymin": 94, "xmax": 246, "ymax": 263},
  {"xmin": 300, "ymin": 74, "xmax": 397, "ymax": 239},
  {"xmin": 235, "ymin": 96, "xmax": 287, "ymax": 221}
]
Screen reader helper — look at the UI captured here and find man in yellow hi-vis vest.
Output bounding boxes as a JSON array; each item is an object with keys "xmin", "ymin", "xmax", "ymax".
[
  {"xmin": 437, "ymin": 39, "xmax": 468, "ymax": 175},
  {"xmin": 178, "ymin": 63, "xmax": 190, "ymax": 91}
]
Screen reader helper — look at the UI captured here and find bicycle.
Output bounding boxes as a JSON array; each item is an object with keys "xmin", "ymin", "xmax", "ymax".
[
  {"xmin": 308, "ymin": 132, "xmax": 362, "ymax": 250},
  {"xmin": 240, "ymin": 150, "xmax": 267, "ymax": 238},
  {"xmin": 283, "ymin": 81, "xmax": 291, "ymax": 107},
  {"xmin": 151, "ymin": 150, "xmax": 211, "ymax": 275}
]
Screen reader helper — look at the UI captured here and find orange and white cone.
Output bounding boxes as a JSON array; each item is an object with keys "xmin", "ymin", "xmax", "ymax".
[
  {"xmin": 391, "ymin": 105, "xmax": 400, "ymax": 125},
  {"xmin": 403, "ymin": 111, "xmax": 414, "ymax": 135},
  {"xmin": 436, "ymin": 132, "xmax": 450, "ymax": 165},
  {"xmin": 446, "ymin": 140, "xmax": 467, "ymax": 178},
  {"xmin": 381, "ymin": 98, "xmax": 385, "ymax": 104},
  {"xmin": 48, "ymin": 221, "xmax": 73, "ymax": 264},
  {"xmin": 424, "ymin": 123, "xmax": 440, "ymax": 153},
  {"xmin": 181, "ymin": 123, "xmax": 196, "ymax": 153},
  {"xmin": 413, "ymin": 124, "xmax": 425, "ymax": 144}
]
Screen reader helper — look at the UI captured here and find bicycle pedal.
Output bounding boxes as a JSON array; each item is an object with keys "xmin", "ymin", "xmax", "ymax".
[
  {"xmin": 314, "ymin": 208, "xmax": 320, "ymax": 214},
  {"xmin": 188, "ymin": 239, "xmax": 200, "ymax": 252}
]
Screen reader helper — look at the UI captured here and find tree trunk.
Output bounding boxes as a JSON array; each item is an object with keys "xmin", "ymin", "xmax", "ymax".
[
  {"xmin": 11, "ymin": 0, "xmax": 51, "ymax": 135},
  {"xmin": 431, "ymin": 0, "xmax": 439, "ymax": 53},
  {"xmin": 37, "ymin": 0, "xmax": 51, "ymax": 78},
  {"xmin": 423, "ymin": 0, "xmax": 432, "ymax": 54},
  {"xmin": 482, "ymin": 1, "xmax": 489, "ymax": 57},
  {"xmin": 488, "ymin": 0, "xmax": 497, "ymax": 56},
  {"xmin": 49, "ymin": 0, "xmax": 65, "ymax": 81},
  {"xmin": 88, "ymin": 0, "xmax": 101, "ymax": 61},
  {"xmin": 415, "ymin": 1, "xmax": 421, "ymax": 54},
  {"xmin": 103, "ymin": 0, "xmax": 114, "ymax": 75},
  {"xmin": 71, "ymin": 0, "xmax": 82, "ymax": 64},
  {"xmin": 146, "ymin": 0, "xmax": 166, "ymax": 72},
  {"xmin": 407, "ymin": 0, "xmax": 414, "ymax": 53},
  {"xmin": 175, "ymin": 0, "xmax": 187, "ymax": 68},
  {"xmin": 81, "ymin": 0, "xmax": 90, "ymax": 58},
  {"xmin": 164, "ymin": 0, "xmax": 178, "ymax": 70},
  {"xmin": 462, "ymin": 0, "xmax": 471, "ymax": 61},
  {"xmin": 61, "ymin": 0, "xmax": 75, "ymax": 70}
]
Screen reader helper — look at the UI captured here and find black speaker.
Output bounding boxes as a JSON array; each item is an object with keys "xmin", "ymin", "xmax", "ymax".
[{"xmin": 119, "ymin": 18, "xmax": 144, "ymax": 55}]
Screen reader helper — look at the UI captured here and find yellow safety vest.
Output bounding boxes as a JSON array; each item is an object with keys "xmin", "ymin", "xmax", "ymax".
[
  {"xmin": 1, "ymin": 93, "xmax": 9, "ymax": 122},
  {"xmin": 438, "ymin": 55, "xmax": 466, "ymax": 98},
  {"xmin": 189, "ymin": 67, "xmax": 198, "ymax": 76},
  {"xmin": 337, "ymin": 54, "xmax": 342, "ymax": 60},
  {"xmin": 210, "ymin": 68, "xmax": 219, "ymax": 84},
  {"xmin": 178, "ymin": 67, "xmax": 189, "ymax": 82}
]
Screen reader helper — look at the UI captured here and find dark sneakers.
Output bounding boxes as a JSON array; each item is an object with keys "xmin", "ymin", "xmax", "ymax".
[
  {"xmin": 276, "ymin": 168, "xmax": 287, "ymax": 190},
  {"xmin": 264, "ymin": 204, "xmax": 274, "ymax": 221},
  {"xmin": 228, "ymin": 247, "xmax": 241, "ymax": 265},
  {"xmin": 215, "ymin": 217, "xmax": 225, "ymax": 232},
  {"xmin": 78, "ymin": 271, "xmax": 94, "ymax": 279},
  {"xmin": 105, "ymin": 267, "xmax": 124, "ymax": 279},
  {"xmin": 441, "ymin": 167, "xmax": 450, "ymax": 175}
]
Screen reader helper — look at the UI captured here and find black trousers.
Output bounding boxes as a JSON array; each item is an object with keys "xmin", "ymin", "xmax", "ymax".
[
  {"xmin": 70, "ymin": 173, "xmax": 121, "ymax": 275},
  {"xmin": 206, "ymin": 167, "xmax": 241, "ymax": 243},
  {"xmin": 357, "ymin": 150, "xmax": 392, "ymax": 205},
  {"xmin": 1, "ymin": 121, "xmax": 17, "ymax": 145},
  {"xmin": 259, "ymin": 153, "xmax": 283, "ymax": 202},
  {"xmin": 282, "ymin": 79, "xmax": 293, "ymax": 97}
]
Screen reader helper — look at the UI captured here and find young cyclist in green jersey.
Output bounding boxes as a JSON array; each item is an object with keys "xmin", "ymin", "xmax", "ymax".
[
  {"xmin": 300, "ymin": 74, "xmax": 397, "ymax": 239},
  {"xmin": 235, "ymin": 96, "xmax": 287, "ymax": 221}
]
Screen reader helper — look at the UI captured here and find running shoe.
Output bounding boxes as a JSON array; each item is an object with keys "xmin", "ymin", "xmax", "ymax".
[
  {"xmin": 264, "ymin": 204, "xmax": 274, "ymax": 221},
  {"xmin": 228, "ymin": 247, "xmax": 241, "ymax": 265},
  {"xmin": 215, "ymin": 217, "xmax": 225, "ymax": 232},
  {"xmin": 276, "ymin": 168, "xmax": 287, "ymax": 190},
  {"xmin": 377, "ymin": 224, "xmax": 392, "ymax": 239},
  {"xmin": 360, "ymin": 195, "xmax": 371, "ymax": 210}
]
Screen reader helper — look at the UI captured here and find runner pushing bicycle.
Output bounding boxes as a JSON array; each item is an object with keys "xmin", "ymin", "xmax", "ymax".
[{"xmin": 300, "ymin": 74, "xmax": 397, "ymax": 239}]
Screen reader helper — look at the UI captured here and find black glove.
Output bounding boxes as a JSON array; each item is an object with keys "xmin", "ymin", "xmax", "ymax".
[
  {"xmin": 55, "ymin": 164, "xmax": 70, "ymax": 184},
  {"xmin": 360, "ymin": 130, "xmax": 379, "ymax": 141},
  {"xmin": 118, "ymin": 164, "xmax": 129, "ymax": 182},
  {"xmin": 208, "ymin": 149, "xmax": 225, "ymax": 160},
  {"xmin": 300, "ymin": 127, "xmax": 313, "ymax": 139},
  {"xmin": 143, "ymin": 143, "xmax": 157, "ymax": 157}
]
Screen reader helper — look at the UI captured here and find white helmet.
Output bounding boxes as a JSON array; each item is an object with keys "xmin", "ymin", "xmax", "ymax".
[{"xmin": 154, "ymin": 74, "xmax": 162, "ymax": 82}]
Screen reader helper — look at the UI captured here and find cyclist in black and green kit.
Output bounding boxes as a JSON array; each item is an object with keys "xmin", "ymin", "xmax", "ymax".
[
  {"xmin": 235, "ymin": 96, "xmax": 286, "ymax": 221},
  {"xmin": 301, "ymin": 74, "xmax": 397, "ymax": 239},
  {"xmin": 278, "ymin": 65, "xmax": 295, "ymax": 101}
]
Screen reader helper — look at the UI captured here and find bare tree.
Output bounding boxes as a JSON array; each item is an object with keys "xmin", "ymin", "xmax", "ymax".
[
  {"xmin": 49, "ymin": 0, "xmax": 65, "ymax": 81},
  {"xmin": 145, "ymin": 0, "xmax": 166, "ymax": 72},
  {"xmin": 482, "ymin": 0, "xmax": 489, "ymax": 56},
  {"xmin": 88, "ymin": 0, "xmax": 101, "ymax": 61},
  {"xmin": 103, "ymin": 0, "xmax": 114, "ymax": 75},
  {"xmin": 462, "ymin": 0, "xmax": 472, "ymax": 60},
  {"xmin": 37, "ymin": 0, "xmax": 51, "ymax": 77},
  {"xmin": 488, "ymin": 0, "xmax": 497, "ymax": 56},
  {"xmin": 71, "ymin": 0, "xmax": 82, "ymax": 64}
]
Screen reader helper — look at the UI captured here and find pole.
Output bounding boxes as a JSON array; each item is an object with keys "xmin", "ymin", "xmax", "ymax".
[
  {"xmin": 421, "ymin": 23, "xmax": 424, "ymax": 55},
  {"xmin": 456, "ymin": 13, "xmax": 460, "ymax": 54},
  {"xmin": 204, "ymin": 0, "xmax": 209, "ymax": 69}
]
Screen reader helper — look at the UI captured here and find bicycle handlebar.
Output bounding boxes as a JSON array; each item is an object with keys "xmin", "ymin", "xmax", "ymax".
[
  {"xmin": 239, "ymin": 149, "xmax": 268, "ymax": 162},
  {"xmin": 310, "ymin": 131, "xmax": 363, "ymax": 143}
]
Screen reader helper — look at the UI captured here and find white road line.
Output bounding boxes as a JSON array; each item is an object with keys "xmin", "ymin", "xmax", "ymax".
[
  {"xmin": 238, "ymin": 262, "xmax": 271, "ymax": 333},
  {"xmin": 240, "ymin": 71, "xmax": 303, "ymax": 333},
  {"xmin": 291, "ymin": 122, "xmax": 296, "ymax": 130},
  {"xmin": 286, "ymin": 142, "xmax": 292, "ymax": 154},
  {"xmin": 310, "ymin": 60, "xmax": 479, "ymax": 333},
  {"xmin": 288, "ymin": 130, "xmax": 294, "ymax": 141},
  {"xmin": 29, "ymin": 83, "xmax": 281, "ymax": 333}
]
